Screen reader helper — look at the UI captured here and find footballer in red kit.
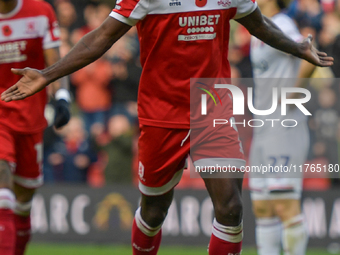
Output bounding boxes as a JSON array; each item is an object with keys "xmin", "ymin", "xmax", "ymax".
[
  {"xmin": 0, "ymin": 0, "xmax": 70, "ymax": 254},
  {"xmin": 0, "ymin": 0, "xmax": 333, "ymax": 254}
]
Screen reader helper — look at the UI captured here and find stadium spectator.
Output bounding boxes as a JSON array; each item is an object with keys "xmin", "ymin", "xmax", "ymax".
[
  {"xmin": 94, "ymin": 115, "xmax": 134, "ymax": 184},
  {"xmin": 1, "ymin": 2, "xmax": 333, "ymax": 255},
  {"xmin": 318, "ymin": 12, "xmax": 340, "ymax": 77},
  {"xmin": 71, "ymin": 59, "xmax": 113, "ymax": 133},
  {"xmin": 60, "ymin": 117, "xmax": 97, "ymax": 182},
  {"xmin": 106, "ymin": 34, "xmax": 140, "ymax": 124},
  {"xmin": 287, "ymin": 0, "xmax": 323, "ymax": 32},
  {"xmin": 313, "ymin": 87, "xmax": 340, "ymax": 181},
  {"xmin": 228, "ymin": 24, "xmax": 253, "ymax": 78},
  {"xmin": 54, "ymin": 0, "xmax": 77, "ymax": 30},
  {"xmin": 69, "ymin": 3, "xmax": 114, "ymax": 133},
  {"xmin": 0, "ymin": 0, "xmax": 71, "ymax": 254}
]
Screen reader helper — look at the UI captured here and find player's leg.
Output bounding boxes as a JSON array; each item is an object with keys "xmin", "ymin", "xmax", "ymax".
[
  {"xmin": 191, "ymin": 123, "xmax": 246, "ymax": 255},
  {"xmin": 0, "ymin": 127, "xmax": 16, "ymax": 255},
  {"xmin": 12, "ymin": 184, "xmax": 35, "ymax": 255},
  {"xmin": 275, "ymin": 121, "xmax": 309, "ymax": 255},
  {"xmin": 203, "ymin": 178, "xmax": 244, "ymax": 255},
  {"xmin": 12, "ymin": 132, "xmax": 44, "ymax": 255},
  {"xmin": 272, "ymin": 196, "xmax": 308, "ymax": 255},
  {"xmin": 249, "ymin": 140, "xmax": 282, "ymax": 255},
  {"xmin": 252, "ymin": 198, "xmax": 281, "ymax": 255},
  {"xmin": 132, "ymin": 125, "xmax": 190, "ymax": 255},
  {"xmin": 0, "ymin": 160, "xmax": 16, "ymax": 255},
  {"xmin": 132, "ymin": 190, "xmax": 174, "ymax": 254}
]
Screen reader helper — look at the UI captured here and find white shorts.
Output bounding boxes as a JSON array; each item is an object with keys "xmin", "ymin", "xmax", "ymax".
[{"xmin": 249, "ymin": 124, "xmax": 309, "ymax": 201}]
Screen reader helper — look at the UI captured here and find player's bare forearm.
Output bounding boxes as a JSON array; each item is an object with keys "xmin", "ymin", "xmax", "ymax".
[
  {"xmin": 237, "ymin": 9, "xmax": 300, "ymax": 55},
  {"xmin": 43, "ymin": 17, "xmax": 131, "ymax": 84},
  {"xmin": 1, "ymin": 17, "xmax": 131, "ymax": 102},
  {"xmin": 236, "ymin": 8, "xmax": 333, "ymax": 67},
  {"xmin": 44, "ymin": 47, "xmax": 69, "ymax": 95}
]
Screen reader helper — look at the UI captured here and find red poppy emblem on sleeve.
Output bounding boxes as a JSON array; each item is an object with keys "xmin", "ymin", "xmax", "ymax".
[
  {"xmin": 2, "ymin": 25, "xmax": 12, "ymax": 37},
  {"xmin": 196, "ymin": 0, "xmax": 207, "ymax": 7}
]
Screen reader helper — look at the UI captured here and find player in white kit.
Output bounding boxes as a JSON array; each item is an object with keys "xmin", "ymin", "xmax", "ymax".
[{"xmin": 249, "ymin": 0, "xmax": 315, "ymax": 254}]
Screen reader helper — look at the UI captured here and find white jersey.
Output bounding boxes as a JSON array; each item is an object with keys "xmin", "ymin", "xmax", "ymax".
[
  {"xmin": 251, "ymin": 13, "xmax": 302, "ymax": 79},
  {"xmin": 250, "ymin": 13, "xmax": 306, "ymax": 137},
  {"xmin": 249, "ymin": 13, "xmax": 309, "ymax": 199}
]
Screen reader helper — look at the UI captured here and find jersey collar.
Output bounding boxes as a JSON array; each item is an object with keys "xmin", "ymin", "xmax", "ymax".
[{"xmin": 0, "ymin": 0, "xmax": 23, "ymax": 19}]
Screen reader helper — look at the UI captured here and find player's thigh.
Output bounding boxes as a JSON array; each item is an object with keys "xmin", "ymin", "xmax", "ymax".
[
  {"xmin": 191, "ymin": 124, "xmax": 245, "ymax": 225},
  {"xmin": 13, "ymin": 131, "xmax": 44, "ymax": 194},
  {"xmin": 271, "ymin": 199, "xmax": 301, "ymax": 221},
  {"xmin": 138, "ymin": 125, "xmax": 190, "ymax": 196},
  {"xmin": 0, "ymin": 126, "xmax": 16, "ymax": 188},
  {"xmin": 191, "ymin": 122, "xmax": 246, "ymax": 177},
  {"xmin": 252, "ymin": 199, "xmax": 275, "ymax": 218}
]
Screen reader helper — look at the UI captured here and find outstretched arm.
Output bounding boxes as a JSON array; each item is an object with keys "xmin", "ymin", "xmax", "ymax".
[
  {"xmin": 236, "ymin": 8, "xmax": 333, "ymax": 67},
  {"xmin": 1, "ymin": 17, "xmax": 131, "ymax": 102}
]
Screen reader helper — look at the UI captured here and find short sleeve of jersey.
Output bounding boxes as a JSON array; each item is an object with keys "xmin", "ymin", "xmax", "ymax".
[
  {"xmin": 110, "ymin": 0, "xmax": 149, "ymax": 26},
  {"xmin": 233, "ymin": 0, "xmax": 257, "ymax": 20},
  {"xmin": 42, "ymin": 2, "xmax": 60, "ymax": 49}
]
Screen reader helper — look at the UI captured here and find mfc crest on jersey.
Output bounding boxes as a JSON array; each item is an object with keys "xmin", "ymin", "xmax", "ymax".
[
  {"xmin": 111, "ymin": 0, "xmax": 257, "ymax": 128},
  {"xmin": 0, "ymin": 0, "xmax": 60, "ymax": 133}
]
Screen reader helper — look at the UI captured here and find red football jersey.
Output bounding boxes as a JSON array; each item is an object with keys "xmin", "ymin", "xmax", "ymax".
[
  {"xmin": 111, "ymin": 0, "xmax": 257, "ymax": 128},
  {"xmin": 0, "ymin": 0, "xmax": 60, "ymax": 133}
]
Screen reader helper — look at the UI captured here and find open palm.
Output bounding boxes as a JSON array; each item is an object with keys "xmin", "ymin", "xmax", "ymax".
[
  {"xmin": 300, "ymin": 35, "xmax": 334, "ymax": 67},
  {"xmin": 1, "ymin": 68, "xmax": 48, "ymax": 102}
]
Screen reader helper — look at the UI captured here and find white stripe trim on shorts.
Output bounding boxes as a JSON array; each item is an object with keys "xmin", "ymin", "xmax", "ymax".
[
  {"xmin": 13, "ymin": 175, "xmax": 44, "ymax": 189},
  {"xmin": 139, "ymin": 169, "xmax": 183, "ymax": 196},
  {"xmin": 194, "ymin": 158, "xmax": 246, "ymax": 169},
  {"xmin": 250, "ymin": 190, "xmax": 301, "ymax": 201}
]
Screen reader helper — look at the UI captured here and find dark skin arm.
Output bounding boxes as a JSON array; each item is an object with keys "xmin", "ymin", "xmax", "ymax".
[
  {"xmin": 1, "ymin": 8, "xmax": 333, "ymax": 102},
  {"xmin": 236, "ymin": 8, "xmax": 333, "ymax": 67},
  {"xmin": 1, "ymin": 17, "xmax": 131, "ymax": 102},
  {"xmin": 44, "ymin": 47, "xmax": 69, "ymax": 95}
]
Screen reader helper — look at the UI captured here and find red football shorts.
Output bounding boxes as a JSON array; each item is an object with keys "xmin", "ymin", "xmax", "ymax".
[
  {"xmin": 0, "ymin": 124, "xmax": 43, "ymax": 189},
  {"xmin": 138, "ymin": 123, "xmax": 245, "ymax": 195}
]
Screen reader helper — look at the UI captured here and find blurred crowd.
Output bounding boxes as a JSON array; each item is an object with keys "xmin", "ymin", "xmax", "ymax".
[{"xmin": 42, "ymin": 0, "xmax": 340, "ymax": 188}]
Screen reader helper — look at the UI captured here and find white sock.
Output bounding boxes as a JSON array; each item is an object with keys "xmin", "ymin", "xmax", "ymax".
[
  {"xmin": 255, "ymin": 217, "xmax": 281, "ymax": 255},
  {"xmin": 14, "ymin": 200, "xmax": 32, "ymax": 216},
  {"xmin": 282, "ymin": 214, "xmax": 308, "ymax": 255},
  {"xmin": 135, "ymin": 207, "xmax": 161, "ymax": 237},
  {"xmin": 0, "ymin": 189, "xmax": 15, "ymax": 210},
  {"xmin": 212, "ymin": 218, "xmax": 243, "ymax": 243}
]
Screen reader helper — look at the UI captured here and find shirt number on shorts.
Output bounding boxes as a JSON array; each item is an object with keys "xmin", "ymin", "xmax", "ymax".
[{"xmin": 268, "ymin": 155, "xmax": 290, "ymax": 172}]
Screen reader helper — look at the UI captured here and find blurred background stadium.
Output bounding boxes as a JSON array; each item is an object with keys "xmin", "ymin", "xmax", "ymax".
[{"xmin": 29, "ymin": 0, "xmax": 340, "ymax": 253}]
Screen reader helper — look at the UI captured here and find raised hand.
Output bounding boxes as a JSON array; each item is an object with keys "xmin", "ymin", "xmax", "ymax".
[
  {"xmin": 299, "ymin": 35, "xmax": 334, "ymax": 67},
  {"xmin": 1, "ymin": 68, "xmax": 49, "ymax": 102}
]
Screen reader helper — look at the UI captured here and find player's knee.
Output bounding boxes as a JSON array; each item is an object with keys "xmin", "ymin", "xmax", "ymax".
[
  {"xmin": 14, "ymin": 184, "xmax": 35, "ymax": 204},
  {"xmin": 141, "ymin": 192, "xmax": 173, "ymax": 227},
  {"xmin": 0, "ymin": 160, "xmax": 12, "ymax": 189},
  {"xmin": 252, "ymin": 204, "xmax": 272, "ymax": 218},
  {"xmin": 141, "ymin": 205, "xmax": 169, "ymax": 227},
  {"xmin": 273, "ymin": 201, "xmax": 300, "ymax": 221},
  {"xmin": 214, "ymin": 196, "xmax": 243, "ymax": 225}
]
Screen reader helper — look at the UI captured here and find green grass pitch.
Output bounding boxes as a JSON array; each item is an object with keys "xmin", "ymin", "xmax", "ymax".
[{"xmin": 26, "ymin": 243, "xmax": 331, "ymax": 255}]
